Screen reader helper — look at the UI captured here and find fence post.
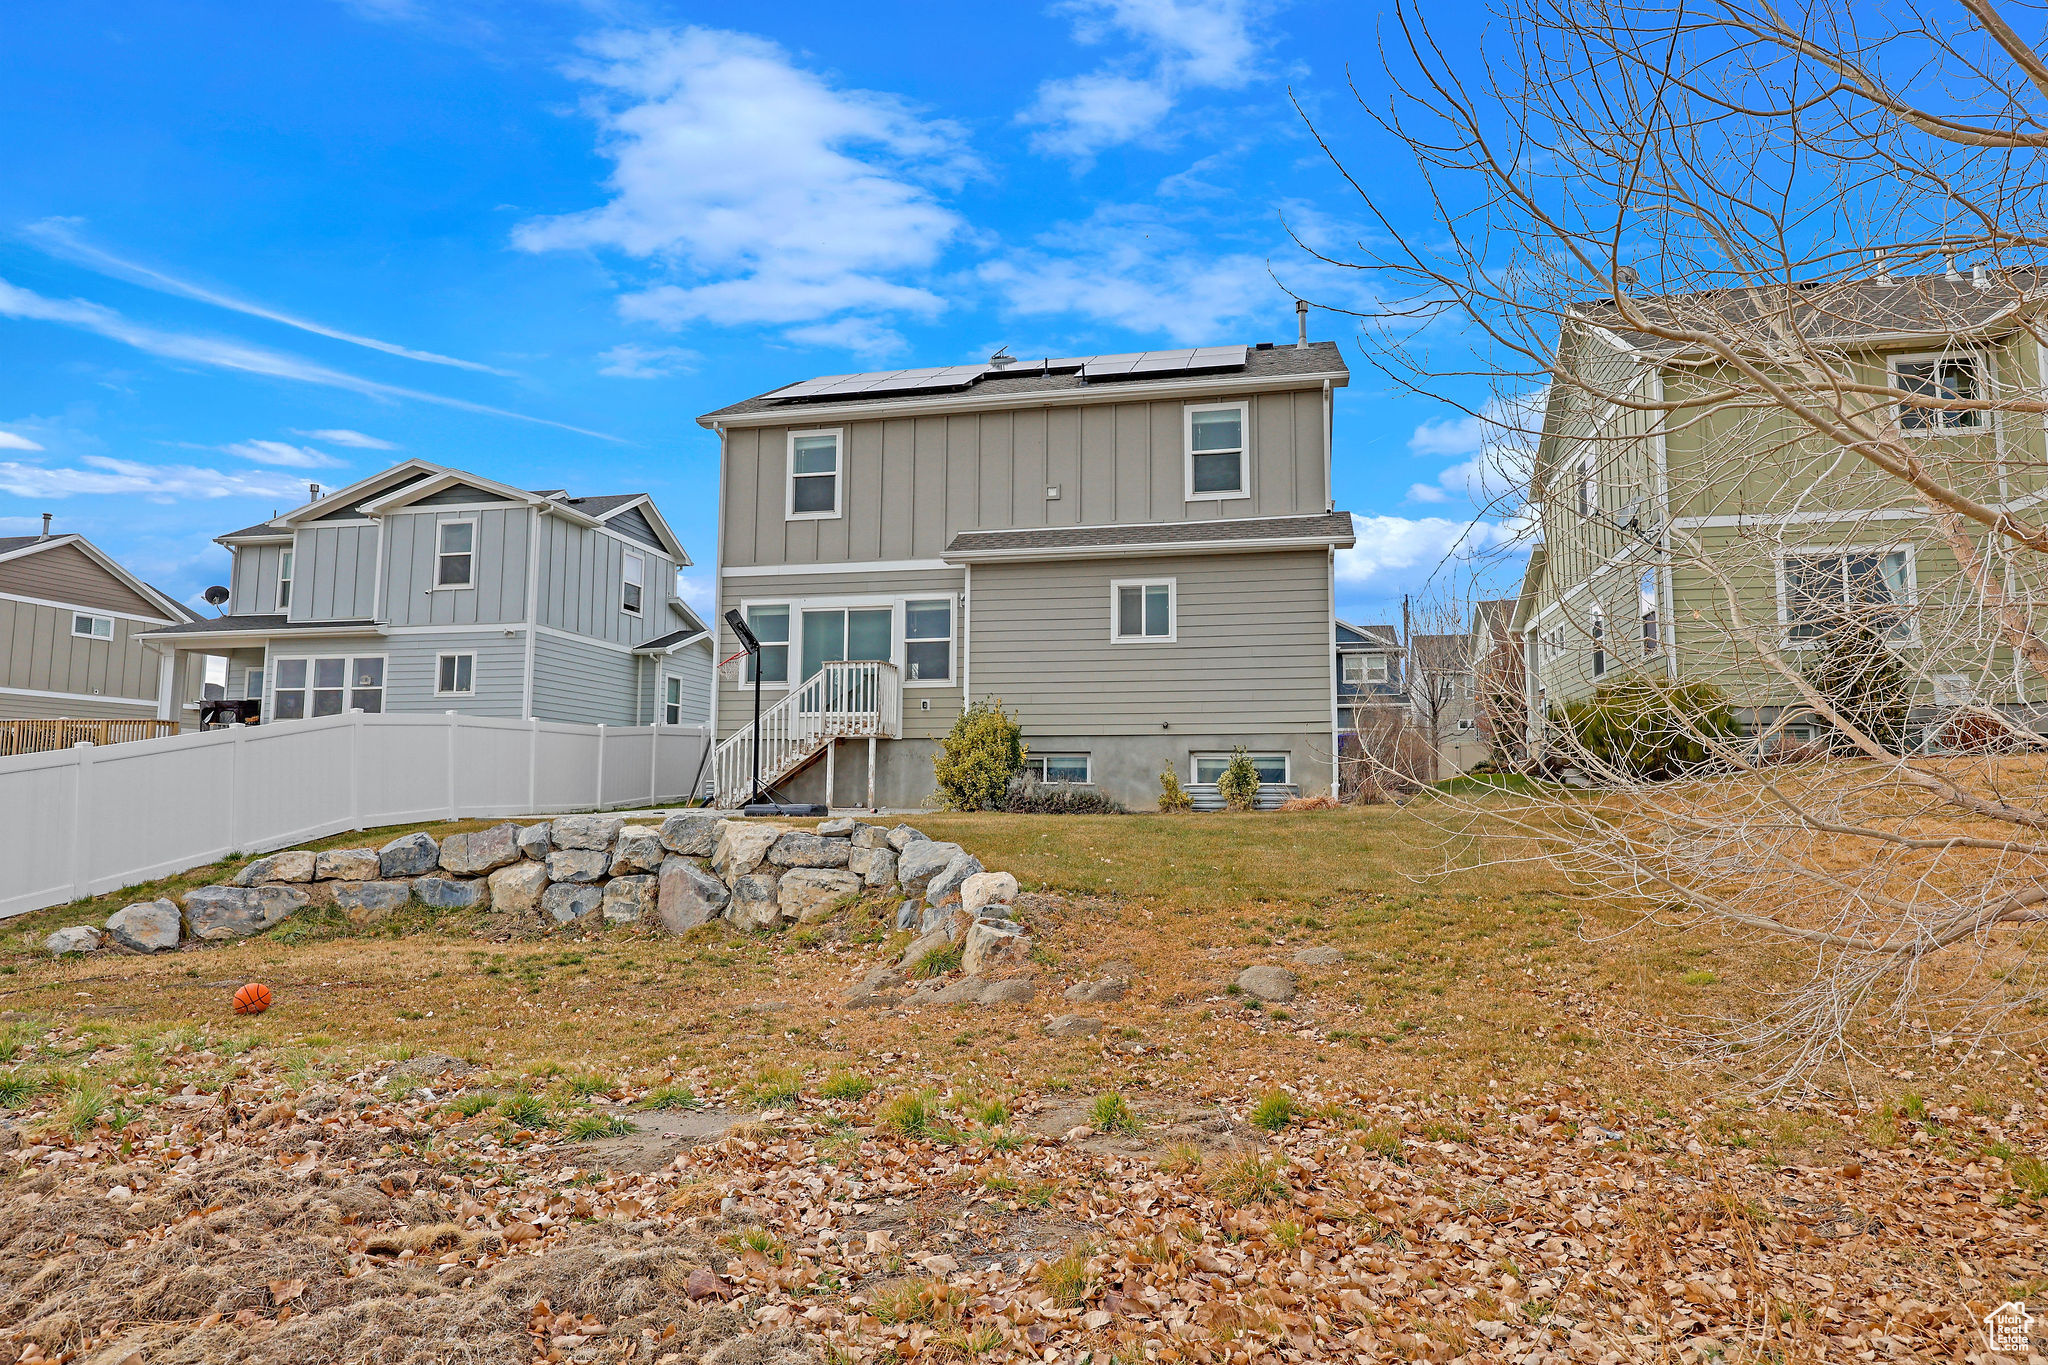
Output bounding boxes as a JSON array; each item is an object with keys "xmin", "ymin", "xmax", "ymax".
[
  {"xmin": 445, "ymin": 712, "xmax": 459, "ymax": 821},
  {"xmin": 349, "ymin": 709, "xmax": 363, "ymax": 832},
  {"xmin": 528, "ymin": 717, "xmax": 540, "ymax": 814},
  {"xmin": 228, "ymin": 723, "xmax": 247, "ymax": 854},
  {"xmin": 649, "ymin": 724, "xmax": 660, "ymax": 808},
  {"xmin": 595, "ymin": 724, "xmax": 606, "ymax": 811},
  {"xmin": 68, "ymin": 742, "xmax": 95, "ymax": 901}
]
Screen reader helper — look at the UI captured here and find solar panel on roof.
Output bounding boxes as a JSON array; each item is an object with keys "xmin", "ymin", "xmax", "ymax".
[
  {"xmin": 772, "ymin": 364, "xmax": 991, "ymax": 401},
  {"xmin": 1080, "ymin": 346, "xmax": 1247, "ymax": 381}
]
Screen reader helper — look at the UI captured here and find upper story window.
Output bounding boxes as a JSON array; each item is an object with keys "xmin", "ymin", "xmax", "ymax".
[
  {"xmin": 1893, "ymin": 353, "xmax": 1987, "ymax": 432},
  {"xmin": 787, "ymin": 430, "xmax": 842, "ymax": 520},
  {"xmin": 1639, "ymin": 569, "xmax": 1660, "ymax": 657},
  {"xmin": 904, "ymin": 598, "xmax": 953, "ymax": 684},
  {"xmin": 1185, "ymin": 402, "xmax": 1248, "ymax": 499},
  {"xmin": 436, "ymin": 520, "xmax": 474, "ymax": 587},
  {"xmin": 1112, "ymin": 579, "xmax": 1175, "ymax": 642},
  {"xmin": 622, "ymin": 552, "xmax": 644, "ymax": 615},
  {"xmin": 745, "ymin": 604, "xmax": 790, "ymax": 684},
  {"xmin": 1577, "ymin": 448, "xmax": 1598, "ymax": 517},
  {"xmin": 277, "ymin": 549, "xmax": 294, "ymax": 612},
  {"xmin": 1782, "ymin": 547, "xmax": 1913, "ymax": 641},
  {"xmin": 71, "ymin": 613, "xmax": 113, "ymax": 640}
]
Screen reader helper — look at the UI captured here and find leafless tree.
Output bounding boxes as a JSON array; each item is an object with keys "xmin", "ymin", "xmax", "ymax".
[{"xmin": 1297, "ymin": 0, "xmax": 2048, "ymax": 1082}]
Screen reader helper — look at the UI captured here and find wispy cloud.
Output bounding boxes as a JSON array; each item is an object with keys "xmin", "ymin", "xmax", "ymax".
[
  {"xmin": 1336, "ymin": 513, "xmax": 1517, "ymax": 591},
  {"xmin": 1404, "ymin": 392, "xmax": 1542, "ymax": 507},
  {"xmin": 22, "ymin": 218, "xmax": 515, "ymax": 376},
  {"xmin": 516, "ymin": 27, "xmax": 972, "ymax": 355},
  {"xmin": 0, "ymin": 429, "xmax": 44, "ymax": 452},
  {"xmin": 292, "ymin": 428, "xmax": 397, "ymax": 449},
  {"xmin": 0, "ymin": 275, "xmax": 623, "ymax": 441},
  {"xmin": 0, "ymin": 455, "xmax": 315, "ymax": 503},
  {"xmin": 596, "ymin": 343, "xmax": 697, "ymax": 378},
  {"xmin": 222, "ymin": 439, "xmax": 344, "ymax": 469},
  {"xmin": 1023, "ymin": 0, "xmax": 1263, "ymax": 160}
]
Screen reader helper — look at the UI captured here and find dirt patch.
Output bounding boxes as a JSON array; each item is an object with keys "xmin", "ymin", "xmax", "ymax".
[
  {"xmin": 568, "ymin": 1108, "xmax": 766, "ymax": 1173},
  {"xmin": 1018, "ymin": 1097, "xmax": 1253, "ymax": 1159}
]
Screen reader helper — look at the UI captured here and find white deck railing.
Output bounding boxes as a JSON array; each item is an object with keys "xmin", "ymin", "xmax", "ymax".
[{"xmin": 714, "ymin": 659, "xmax": 901, "ymax": 806}]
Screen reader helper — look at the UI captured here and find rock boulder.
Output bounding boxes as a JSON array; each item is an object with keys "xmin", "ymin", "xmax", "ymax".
[
  {"xmin": 603, "ymin": 874, "xmax": 657, "ymax": 923},
  {"xmin": 184, "ymin": 884, "xmax": 308, "ymax": 940},
  {"xmin": 412, "ymin": 877, "xmax": 487, "ymax": 910},
  {"xmin": 609, "ymin": 826, "xmax": 666, "ymax": 876},
  {"xmin": 816, "ymin": 816, "xmax": 857, "ymax": 836},
  {"xmin": 777, "ymin": 867, "xmax": 863, "ymax": 923},
  {"xmin": 1045, "ymin": 1014, "xmax": 1104, "ymax": 1038},
  {"xmin": 712, "ymin": 823, "xmax": 787, "ymax": 881},
  {"xmin": 925, "ymin": 852, "xmax": 984, "ymax": 910},
  {"xmin": 724, "ymin": 872, "xmax": 781, "ymax": 931},
  {"xmin": 658, "ymin": 811, "xmax": 727, "ymax": 858},
  {"xmin": 546, "ymin": 848, "xmax": 609, "ymax": 884},
  {"xmin": 960, "ymin": 870, "xmax": 1017, "ymax": 918},
  {"xmin": 657, "ymin": 857, "xmax": 729, "ymax": 932},
  {"xmin": 1235, "ymin": 965, "xmax": 1298, "ymax": 1003},
  {"xmin": 315, "ymin": 848, "xmax": 379, "ymax": 881},
  {"xmin": 489, "ymin": 861, "xmax": 549, "ymax": 914},
  {"xmin": 541, "ymin": 883, "xmax": 603, "ymax": 923},
  {"xmin": 767, "ymin": 831, "xmax": 852, "ymax": 869},
  {"xmin": 438, "ymin": 823, "xmax": 520, "ymax": 876},
  {"xmin": 849, "ymin": 845, "xmax": 897, "ymax": 890},
  {"xmin": 550, "ymin": 814, "xmax": 624, "ymax": 850},
  {"xmin": 234, "ymin": 849, "xmax": 315, "ymax": 885},
  {"xmin": 961, "ymin": 919, "xmax": 1031, "ymax": 976},
  {"xmin": 851, "ymin": 823, "xmax": 892, "ymax": 849},
  {"xmin": 378, "ymin": 832, "xmax": 440, "ymax": 878},
  {"xmin": 886, "ymin": 824, "xmax": 930, "ymax": 852},
  {"xmin": 895, "ymin": 840, "xmax": 961, "ymax": 899},
  {"xmin": 517, "ymin": 823, "xmax": 551, "ymax": 860},
  {"xmin": 332, "ymin": 881, "xmax": 411, "ymax": 924},
  {"xmin": 105, "ymin": 899, "xmax": 180, "ymax": 953},
  {"xmin": 46, "ymin": 925, "xmax": 103, "ymax": 955}
]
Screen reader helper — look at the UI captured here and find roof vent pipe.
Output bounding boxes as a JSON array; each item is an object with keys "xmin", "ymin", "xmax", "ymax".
[
  {"xmin": 1295, "ymin": 298, "xmax": 1309, "ymax": 348},
  {"xmin": 1944, "ymin": 256, "xmax": 1961, "ymax": 281},
  {"xmin": 1973, "ymin": 262, "xmax": 1991, "ymax": 289},
  {"xmin": 308, "ymin": 482, "xmax": 322, "ymax": 502},
  {"xmin": 39, "ymin": 512, "xmax": 51, "ymax": 539}
]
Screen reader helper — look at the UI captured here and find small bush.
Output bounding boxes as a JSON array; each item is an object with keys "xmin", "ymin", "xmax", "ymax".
[
  {"xmin": 1156, "ymin": 767, "xmax": 1193, "ymax": 813},
  {"xmin": 1001, "ymin": 775, "xmax": 1126, "ymax": 814},
  {"xmin": 932, "ymin": 698, "xmax": 1026, "ymax": 811},
  {"xmin": 1250, "ymin": 1090, "xmax": 1296, "ymax": 1132},
  {"xmin": 1091, "ymin": 1092, "xmax": 1140, "ymax": 1134},
  {"xmin": 639, "ymin": 1083, "xmax": 697, "ymax": 1110},
  {"xmin": 1217, "ymin": 747, "xmax": 1262, "ymax": 811},
  {"xmin": 819, "ymin": 1070, "xmax": 874, "ymax": 1101},
  {"xmin": 1552, "ymin": 677, "xmax": 1741, "ymax": 779}
]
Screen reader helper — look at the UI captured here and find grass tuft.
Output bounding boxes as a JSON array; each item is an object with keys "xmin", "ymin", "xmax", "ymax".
[
  {"xmin": 1090, "ymin": 1092, "xmax": 1140, "ymax": 1135},
  {"xmin": 567, "ymin": 1113, "xmax": 635, "ymax": 1141},
  {"xmin": 1211, "ymin": 1151, "xmax": 1289, "ymax": 1205},
  {"xmin": 878, "ymin": 1088, "xmax": 935, "ymax": 1139},
  {"xmin": 1249, "ymin": 1090, "xmax": 1296, "ymax": 1132},
  {"xmin": 497, "ymin": 1090, "xmax": 552, "ymax": 1130},
  {"xmin": 639, "ymin": 1083, "xmax": 698, "ymax": 1111},
  {"xmin": 1036, "ymin": 1243, "xmax": 1095, "ymax": 1307},
  {"xmin": 819, "ymin": 1070, "xmax": 874, "ymax": 1102}
]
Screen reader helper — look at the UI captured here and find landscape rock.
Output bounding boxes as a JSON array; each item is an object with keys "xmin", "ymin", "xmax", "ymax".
[
  {"xmin": 657, "ymin": 856, "xmax": 729, "ymax": 933},
  {"xmin": 1236, "ymin": 965, "xmax": 1298, "ymax": 1003},
  {"xmin": 546, "ymin": 848, "xmax": 609, "ymax": 884},
  {"xmin": 860, "ymin": 964, "xmax": 906, "ymax": 992},
  {"xmin": 45, "ymin": 925, "xmax": 103, "ymax": 955},
  {"xmin": 841, "ymin": 989, "xmax": 900, "ymax": 1010},
  {"xmin": 1291, "ymin": 946, "xmax": 1344, "ymax": 966},
  {"xmin": 725, "ymin": 873, "xmax": 782, "ymax": 931},
  {"xmin": 315, "ymin": 848, "xmax": 380, "ymax": 881},
  {"xmin": 849, "ymin": 845, "xmax": 898, "ymax": 890},
  {"xmin": 978, "ymin": 977, "xmax": 1037, "ymax": 1005},
  {"xmin": 658, "ymin": 811, "xmax": 728, "ymax": 858},
  {"xmin": 816, "ymin": 816, "xmax": 857, "ymax": 837},
  {"xmin": 182, "ymin": 884, "xmax": 308, "ymax": 940},
  {"xmin": 550, "ymin": 813, "xmax": 625, "ymax": 850},
  {"xmin": 437, "ymin": 823, "xmax": 520, "ymax": 876},
  {"xmin": 1065, "ymin": 977, "xmax": 1128, "ymax": 1004},
  {"xmin": 907, "ymin": 976, "xmax": 986, "ymax": 1007},
  {"xmin": 608, "ymin": 826, "xmax": 666, "ymax": 876},
  {"xmin": 1045, "ymin": 1014, "xmax": 1104, "ymax": 1038},
  {"xmin": 960, "ymin": 870, "xmax": 1017, "ymax": 918},
  {"xmin": 332, "ymin": 881, "xmax": 411, "ymax": 924},
  {"xmin": 234, "ymin": 849, "xmax": 315, "ymax": 885},
  {"xmin": 961, "ymin": 918, "xmax": 1032, "ymax": 976},
  {"xmin": 917, "ymin": 900, "xmax": 956, "ymax": 936},
  {"xmin": 923, "ymin": 852, "xmax": 983, "ymax": 910},
  {"xmin": 767, "ymin": 831, "xmax": 853, "ymax": 869},
  {"xmin": 412, "ymin": 876, "xmax": 487, "ymax": 911},
  {"xmin": 893, "ymin": 899, "xmax": 920, "ymax": 931},
  {"xmin": 541, "ymin": 882, "xmax": 604, "ymax": 923},
  {"xmin": 886, "ymin": 823, "xmax": 930, "ymax": 852},
  {"xmin": 713, "ymin": 823, "xmax": 788, "ymax": 881},
  {"xmin": 488, "ymin": 861, "xmax": 549, "ymax": 914},
  {"xmin": 602, "ymin": 874, "xmax": 657, "ymax": 924},
  {"xmin": 899, "ymin": 928, "xmax": 953, "ymax": 971},
  {"xmin": 850, "ymin": 823, "xmax": 891, "ymax": 849},
  {"xmin": 105, "ymin": 899, "xmax": 180, "ymax": 953},
  {"xmin": 517, "ymin": 823, "xmax": 551, "ymax": 859},
  {"xmin": 895, "ymin": 840, "xmax": 962, "ymax": 898},
  {"xmin": 378, "ymin": 831, "xmax": 440, "ymax": 878},
  {"xmin": 777, "ymin": 867, "xmax": 864, "ymax": 923}
]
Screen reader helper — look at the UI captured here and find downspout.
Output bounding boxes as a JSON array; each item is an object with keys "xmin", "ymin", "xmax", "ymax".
[
  {"xmin": 1649, "ymin": 370, "xmax": 1678, "ymax": 680},
  {"xmin": 962, "ymin": 563, "xmax": 972, "ymax": 706},
  {"xmin": 1322, "ymin": 379, "xmax": 1333, "ymax": 512},
  {"xmin": 709, "ymin": 423, "xmax": 726, "ymax": 768},
  {"xmin": 521, "ymin": 506, "xmax": 541, "ymax": 718},
  {"xmin": 1328, "ymin": 546, "xmax": 1340, "ymax": 798}
]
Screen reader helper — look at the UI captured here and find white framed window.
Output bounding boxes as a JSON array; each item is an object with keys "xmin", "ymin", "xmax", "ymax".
[
  {"xmin": 71, "ymin": 613, "xmax": 113, "ymax": 640},
  {"xmin": 786, "ymin": 429, "xmax": 843, "ymax": 520},
  {"xmin": 663, "ymin": 675, "xmax": 684, "ymax": 725},
  {"xmin": 1577, "ymin": 448, "xmax": 1598, "ymax": 517},
  {"xmin": 903, "ymin": 597, "xmax": 954, "ymax": 684},
  {"xmin": 1111, "ymin": 579, "xmax": 1176, "ymax": 642},
  {"xmin": 272, "ymin": 654, "xmax": 384, "ymax": 719},
  {"xmin": 243, "ymin": 667, "xmax": 264, "ymax": 702},
  {"xmin": 1341, "ymin": 654, "xmax": 1365, "ymax": 686},
  {"xmin": 436, "ymin": 652, "xmax": 475, "ymax": 696},
  {"xmin": 1022, "ymin": 754, "xmax": 1092, "ymax": 783},
  {"xmin": 743, "ymin": 603, "xmax": 791, "ymax": 686},
  {"xmin": 1590, "ymin": 605, "xmax": 1606, "ymax": 677},
  {"xmin": 1779, "ymin": 546, "xmax": 1915, "ymax": 643},
  {"xmin": 1192, "ymin": 752, "xmax": 1290, "ymax": 785},
  {"xmin": 1639, "ymin": 569, "xmax": 1659, "ymax": 658},
  {"xmin": 1341, "ymin": 651, "xmax": 1388, "ymax": 685},
  {"xmin": 277, "ymin": 549, "xmax": 294, "ymax": 612},
  {"xmin": 435, "ymin": 520, "xmax": 475, "ymax": 588},
  {"xmin": 1891, "ymin": 351, "xmax": 1988, "ymax": 433},
  {"xmin": 622, "ymin": 552, "xmax": 644, "ymax": 615},
  {"xmin": 1184, "ymin": 401, "xmax": 1248, "ymax": 499}
]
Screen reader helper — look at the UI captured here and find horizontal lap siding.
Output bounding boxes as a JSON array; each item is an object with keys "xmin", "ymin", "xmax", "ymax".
[
  {"xmin": 970, "ymin": 550, "xmax": 1330, "ymax": 735},
  {"xmin": 662, "ymin": 642, "xmax": 714, "ymax": 725},
  {"xmin": 0, "ymin": 543, "xmax": 160, "ymax": 617},
  {"xmin": 0, "ymin": 599, "xmax": 158, "ymax": 704},
  {"xmin": 0, "ymin": 691, "xmax": 157, "ymax": 719},
  {"xmin": 379, "ymin": 633, "xmax": 529, "ymax": 717},
  {"xmin": 532, "ymin": 633, "xmax": 639, "ymax": 726}
]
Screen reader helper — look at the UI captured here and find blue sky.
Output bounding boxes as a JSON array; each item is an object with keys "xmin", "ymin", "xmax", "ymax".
[{"xmin": 0, "ymin": 0, "xmax": 1510, "ymax": 627}]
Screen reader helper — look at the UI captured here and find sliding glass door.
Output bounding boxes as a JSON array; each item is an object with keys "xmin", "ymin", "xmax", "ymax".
[{"xmin": 800, "ymin": 607, "xmax": 891, "ymax": 712}]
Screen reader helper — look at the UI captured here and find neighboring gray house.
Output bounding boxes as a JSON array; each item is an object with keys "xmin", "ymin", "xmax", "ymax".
[
  {"xmin": 698, "ymin": 340, "xmax": 1357, "ymax": 810},
  {"xmin": 0, "ymin": 529, "xmax": 199, "ymax": 722},
  {"xmin": 137, "ymin": 460, "xmax": 710, "ymax": 728},
  {"xmin": 1406, "ymin": 632, "xmax": 1487, "ymax": 777},
  {"xmin": 1336, "ymin": 619, "xmax": 1405, "ymax": 736}
]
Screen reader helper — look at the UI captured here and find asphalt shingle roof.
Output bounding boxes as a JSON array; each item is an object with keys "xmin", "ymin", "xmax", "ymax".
[
  {"xmin": 943, "ymin": 511, "xmax": 1356, "ymax": 558},
  {"xmin": 0, "ymin": 536, "xmax": 45, "ymax": 555},
  {"xmin": 702, "ymin": 341, "xmax": 1348, "ymax": 421},
  {"xmin": 138, "ymin": 614, "xmax": 378, "ymax": 637},
  {"xmin": 635, "ymin": 626, "xmax": 708, "ymax": 651}
]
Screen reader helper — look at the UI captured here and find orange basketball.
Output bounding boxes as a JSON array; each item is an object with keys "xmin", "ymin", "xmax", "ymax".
[{"xmin": 233, "ymin": 982, "xmax": 272, "ymax": 1015}]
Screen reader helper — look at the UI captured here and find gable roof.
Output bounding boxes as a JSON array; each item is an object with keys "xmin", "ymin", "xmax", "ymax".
[
  {"xmin": 1337, "ymin": 619, "xmax": 1401, "ymax": 649},
  {"xmin": 0, "ymin": 534, "xmax": 194, "ymax": 621},
  {"xmin": 1409, "ymin": 633, "xmax": 1473, "ymax": 672},
  {"xmin": 701, "ymin": 340, "xmax": 1349, "ymax": 426}
]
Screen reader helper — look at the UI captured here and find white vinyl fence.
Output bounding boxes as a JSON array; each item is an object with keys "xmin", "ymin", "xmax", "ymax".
[{"xmin": 0, "ymin": 711, "xmax": 713, "ymax": 920}]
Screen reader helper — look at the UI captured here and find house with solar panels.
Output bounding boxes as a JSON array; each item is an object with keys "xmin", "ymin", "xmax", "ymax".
[
  {"xmin": 137, "ymin": 459, "xmax": 711, "ymax": 730},
  {"xmin": 697, "ymin": 330, "xmax": 1357, "ymax": 810}
]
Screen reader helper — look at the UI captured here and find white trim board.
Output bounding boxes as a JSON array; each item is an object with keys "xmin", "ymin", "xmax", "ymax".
[
  {"xmin": 721, "ymin": 559, "xmax": 956, "ymax": 578},
  {"xmin": 0, "ymin": 683, "xmax": 158, "ymax": 706}
]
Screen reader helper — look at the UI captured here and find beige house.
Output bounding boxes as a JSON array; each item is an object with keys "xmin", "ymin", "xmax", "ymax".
[
  {"xmin": 0, "ymin": 529, "xmax": 198, "ymax": 723},
  {"xmin": 1516, "ymin": 270, "xmax": 2047, "ymax": 748},
  {"xmin": 698, "ymin": 341, "xmax": 1356, "ymax": 809}
]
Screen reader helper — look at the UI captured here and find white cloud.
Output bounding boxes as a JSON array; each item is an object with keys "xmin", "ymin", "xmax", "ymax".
[
  {"xmin": 515, "ymin": 27, "xmax": 971, "ymax": 352},
  {"xmin": 0, "ymin": 429, "xmax": 44, "ymax": 451},
  {"xmin": 222, "ymin": 439, "xmax": 343, "ymax": 469},
  {"xmin": 24, "ymin": 218, "xmax": 513, "ymax": 375},
  {"xmin": 597, "ymin": 343, "xmax": 698, "ymax": 378},
  {"xmin": 292, "ymin": 428, "xmax": 398, "ymax": 449},
  {"xmin": 1408, "ymin": 414, "xmax": 1487, "ymax": 459},
  {"xmin": 0, "ymin": 456, "xmax": 314, "ymax": 503},
  {"xmin": 780, "ymin": 316, "xmax": 906, "ymax": 358},
  {"xmin": 1023, "ymin": 0, "xmax": 1261, "ymax": 159},
  {"xmin": 676, "ymin": 571, "xmax": 714, "ymax": 615},
  {"xmin": 1404, "ymin": 391, "xmax": 1543, "ymax": 508},
  {"xmin": 1336, "ymin": 514, "xmax": 1518, "ymax": 590},
  {"xmin": 0, "ymin": 275, "xmax": 620, "ymax": 441}
]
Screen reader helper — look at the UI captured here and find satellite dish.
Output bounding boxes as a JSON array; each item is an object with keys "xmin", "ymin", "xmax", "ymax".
[{"xmin": 203, "ymin": 585, "xmax": 230, "ymax": 615}]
